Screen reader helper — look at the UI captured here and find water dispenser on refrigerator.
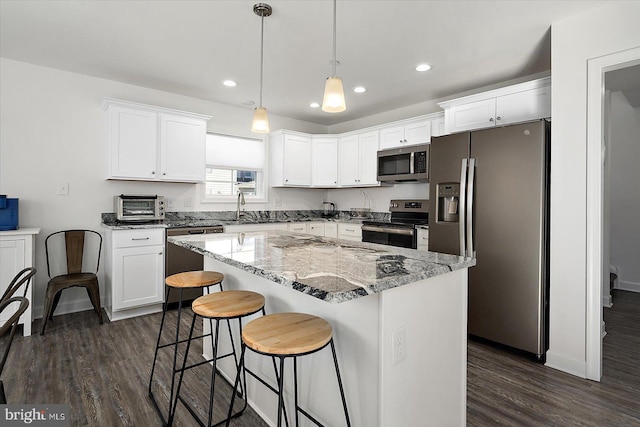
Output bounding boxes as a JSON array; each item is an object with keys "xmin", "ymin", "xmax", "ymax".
[{"xmin": 436, "ymin": 184, "xmax": 460, "ymax": 223}]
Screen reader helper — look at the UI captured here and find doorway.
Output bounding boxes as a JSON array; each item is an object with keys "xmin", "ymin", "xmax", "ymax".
[{"xmin": 586, "ymin": 47, "xmax": 640, "ymax": 381}]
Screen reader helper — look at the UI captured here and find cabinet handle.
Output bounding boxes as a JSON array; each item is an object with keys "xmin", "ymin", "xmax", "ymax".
[
  {"xmin": 496, "ymin": 116, "xmax": 501, "ymax": 121},
  {"xmin": 285, "ymin": 179, "xmax": 289, "ymax": 182},
  {"xmin": 159, "ymin": 252, "xmax": 163, "ymax": 255},
  {"xmin": 345, "ymin": 228, "xmax": 355, "ymax": 232},
  {"xmin": 162, "ymin": 172, "xmax": 166, "ymax": 176},
  {"xmin": 489, "ymin": 118, "xmax": 494, "ymax": 122},
  {"xmin": 151, "ymin": 171, "xmax": 156, "ymax": 174},
  {"xmin": 132, "ymin": 237, "xmax": 150, "ymax": 241}
]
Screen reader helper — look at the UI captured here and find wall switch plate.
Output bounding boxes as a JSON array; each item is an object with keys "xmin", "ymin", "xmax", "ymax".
[
  {"xmin": 184, "ymin": 198, "xmax": 192, "ymax": 207},
  {"xmin": 167, "ymin": 198, "xmax": 174, "ymax": 208},
  {"xmin": 392, "ymin": 326, "xmax": 407, "ymax": 365},
  {"xmin": 56, "ymin": 182, "xmax": 69, "ymax": 195}
]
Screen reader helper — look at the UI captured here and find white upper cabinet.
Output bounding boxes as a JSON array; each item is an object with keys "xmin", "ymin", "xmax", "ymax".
[
  {"xmin": 339, "ymin": 131, "xmax": 380, "ymax": 186},
  {"xmin": 270, "ymin": 131, "xmax": 312, "ymax": 187},
  {"xmin": 103, "ymin": 98, "xmax": 211, "ymax": 183},
  {"xmin": 438, "ymin": 77, "xmax": 551, "ymax": 134},
  {"xmin": 311, "ymin": 136, "xmax": 339, "ymax": 187},
  {"xmin": 379, "ymin": 118, "xmax": 432, "ymax": 150},
  {"xmin": 159, "ymin": 113, "xmax": 207, "ymax": 182}
]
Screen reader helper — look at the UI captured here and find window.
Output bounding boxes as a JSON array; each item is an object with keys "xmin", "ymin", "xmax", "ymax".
[{"xmin": 203, "ymin": 133, "xmax": 267, "ymax": 202}]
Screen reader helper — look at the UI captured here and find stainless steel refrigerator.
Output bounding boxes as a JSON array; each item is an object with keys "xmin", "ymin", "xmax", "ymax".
[{"xmin": 429, "ymin": 120, "xmax": 550, "ymax": 359}]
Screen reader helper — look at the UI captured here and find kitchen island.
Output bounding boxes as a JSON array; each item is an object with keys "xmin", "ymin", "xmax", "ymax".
[{"xmin": 169, "ymin": 230, "xmax": 475, "ymax": 426}]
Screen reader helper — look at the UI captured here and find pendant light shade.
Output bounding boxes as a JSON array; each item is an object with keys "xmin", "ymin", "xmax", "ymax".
[
  {"xmin": 322, "ymin": 76, "xmax": 346, "ymax": 113},
  {"xmin": 251, "ymin": 107, "xmax": 270, "ymax": 133},
  {"xmin": 322, "ymin": 0, "xmax": 346, "ymax": 113},
  {"xmin": 252, "ymin": 3, "xmax": 272, "ymax": 133}
]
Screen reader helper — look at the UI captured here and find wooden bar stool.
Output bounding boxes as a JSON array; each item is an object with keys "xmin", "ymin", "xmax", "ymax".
[
  {"xmin": 227, "ymin": 312, "xmax": 351, "ymax": 427},
  {"xmin": 149, "ymin": 270, "xmax": 224, "ymax": 426},
  {"xmin": 171, "ymin": 290, "xmax": 266, "ymax": 427}
]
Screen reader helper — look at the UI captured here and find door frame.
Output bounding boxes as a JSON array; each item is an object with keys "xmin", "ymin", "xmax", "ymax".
[{"xmin": 586, "ymin": 46, "xmax": 640, "ymax": 381}]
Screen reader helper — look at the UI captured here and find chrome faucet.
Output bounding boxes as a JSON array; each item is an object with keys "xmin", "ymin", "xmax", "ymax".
[{"xmin": 236, "ymin": 190, "xmax": 246, "ymax": 221}]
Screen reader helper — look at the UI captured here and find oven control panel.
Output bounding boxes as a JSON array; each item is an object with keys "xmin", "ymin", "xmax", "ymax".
[{"xmin": 389, "ymin": 199, "xmax": 429, "ymax": 213}]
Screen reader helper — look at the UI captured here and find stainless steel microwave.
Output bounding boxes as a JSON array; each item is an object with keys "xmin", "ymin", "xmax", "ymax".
[
  {"xmin": 114, "ymin": 195, "xmax": 165, "ymax": 222},
  {"xmin": 377, "ymin": 144, "xmax": 429, "ymax": 182}
]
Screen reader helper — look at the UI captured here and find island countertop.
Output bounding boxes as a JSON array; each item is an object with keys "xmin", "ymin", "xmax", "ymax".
[{"xmin": 168, "ymin": 230, "xmax": 475, "ymax": 304}]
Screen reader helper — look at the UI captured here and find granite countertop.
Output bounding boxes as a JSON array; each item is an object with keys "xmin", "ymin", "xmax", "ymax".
[
  {"xmin": 101, "ymin": 210, "xmax": 385, "ymax": 230},
  {"xmin": 168, "ymin": 230, "xmax": 474, "ymax": 304}
]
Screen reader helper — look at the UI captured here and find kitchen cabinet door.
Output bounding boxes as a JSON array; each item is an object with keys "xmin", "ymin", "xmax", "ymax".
[
  {"xmin": 159, "ymin": 113, "xmax": 206, "ymax": 182},
  {"xmin": 338, "ymin": 223, "xmax": 362, "ymax": 242},
  {"xmin": 307, "ymin": 222, "xmax": 325, "ymax": 236},
  {"xmin": 112, "ymin": 245, "xmax": 164, "ymax": 310},
  {"xmin": 283, "ymin": 134, "xmax": 312, "ymax": 186},
  {"xmin": 324, "ymin": 222, "xmax": 338, "ymax": 238},
  {"xmin": 338, "ymin": 135, "xmax": 360, "ymax": 186},
  {"xmin": 108, "ymin": 106, "xmax": 158, "ymax": 180},
  {"xmin": 446, "ymin": 98, "xmax": 496, "ymax": 133},
  {"xmin": 379, "ymin": 126, "xmax": 405, "ymax": 150},
  {"xmin": 358, "ymin": 131, "xmax": 380, "ymax": 185},
  {"xmin": 404, "ymin": 121, "xmax": 431, "ymax": 146},
  {"xmin": 312, "ymin": 137, "xmax": 339, "ymax": 187},
  {"xmin": 495, "ymin": 86, "xmax": 551, "ymax": 125},
  {"xmin": 0, "ymin": 229, "xmax": 38, "ymax": 337}
]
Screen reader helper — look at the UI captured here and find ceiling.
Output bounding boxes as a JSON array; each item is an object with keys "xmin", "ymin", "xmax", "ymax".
[{"xmin": 0, "ymin": 0, "xmax": 612, "ymax": 126}]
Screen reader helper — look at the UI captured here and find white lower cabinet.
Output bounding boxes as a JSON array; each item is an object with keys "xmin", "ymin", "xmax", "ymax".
[
  {"xmin": 105, "ymin": 228, "xmax": 165, "ymax": 321},
  {"xmin": 308, "ymin": 222, "xmax": 325, "ymax": 236},
  {"xmin": 0, "ymin": 228, "xmax": 39, "ymax": 336},
  {"xmin": 338, "ymin": 223, "xmax": 362, "ymax": 242},
  {"xmin": 324, "ymin": 223, "xmax": 338, "ymax": 238}
]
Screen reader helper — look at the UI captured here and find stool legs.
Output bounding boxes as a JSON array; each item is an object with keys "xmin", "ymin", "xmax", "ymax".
[{"xmin": 229, "ymin": 338, "xmax": 351, "ymax": 427}]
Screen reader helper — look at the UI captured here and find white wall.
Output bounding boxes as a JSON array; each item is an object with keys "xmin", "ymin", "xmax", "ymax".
[
  {"xmin": 548, "ymin": 2, "xmax": 640, "ymax": 377},
  {"xmin": 609, "ymin": 91, "xmax": 640, "ymax": 292},
  {"xmin": 0, "ymin": 58, "xmax": 327, "ymax": 317}
]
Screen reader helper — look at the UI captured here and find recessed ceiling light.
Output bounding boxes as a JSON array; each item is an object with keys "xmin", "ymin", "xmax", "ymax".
[
  {"xmin": 223, "ymin": 80, "xmax": 237, "ymax": 87},
  {"xmin": 310, "ymin": 102, "xmax": 320, "ymax": 108},
  {"xmin": 353, "ymin": 86, "xmax": 366, "ymax": 93},
  {"xmin": 416, "ymin": 64, "xmax": 431, "ymax": 72}
]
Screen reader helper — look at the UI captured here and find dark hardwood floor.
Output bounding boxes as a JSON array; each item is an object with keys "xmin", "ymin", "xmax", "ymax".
[
  {"xmin": 467, "ymin": 289, "xmax": 640, "ymax": 426},
  {"xmin": 2, "ymin": 289, "xmax": 639, "ymax": 426}
]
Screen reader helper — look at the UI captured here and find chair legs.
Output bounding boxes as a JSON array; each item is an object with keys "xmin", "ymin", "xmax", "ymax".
[{"xmin": 40, "ymin": 282, "xmax": 103, "ymax": 335}]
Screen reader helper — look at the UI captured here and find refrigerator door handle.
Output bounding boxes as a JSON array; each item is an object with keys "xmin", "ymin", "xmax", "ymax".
[
  {"xmin": 459, "ymin": 158, "xmax": 468, "ymax": 257},
  {"xmin": 467, "ymin": 158, "xmax": 476, "ymax": 258}
]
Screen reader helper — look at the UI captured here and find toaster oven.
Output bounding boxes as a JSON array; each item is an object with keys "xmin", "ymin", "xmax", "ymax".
[{"xmin": 114, "ymin": 195, "xmax": 165, "ymax": 222}]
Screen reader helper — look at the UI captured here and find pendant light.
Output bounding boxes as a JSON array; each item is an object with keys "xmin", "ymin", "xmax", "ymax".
[
  {"xmin": 252, "ymin": 3, "xmax": 272, "ymax": 133},
  {"xmin": 322, "ymin": 0, "xmax": 346, "ymax": 113}
]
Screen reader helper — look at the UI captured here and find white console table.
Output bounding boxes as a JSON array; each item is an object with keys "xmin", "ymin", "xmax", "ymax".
[{"xmin": 0, "ymin": 228, "xmax": 40, "ymax": 336}]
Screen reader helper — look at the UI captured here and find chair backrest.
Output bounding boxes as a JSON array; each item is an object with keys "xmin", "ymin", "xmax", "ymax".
[
  {"xmin": 0, "ymin": 297, "xmax": 29, "ymax": 377},
  {"xmin": 45, "ymin": 230, "xmax": 102, "ymax": 278},
  {"xmin": 0, "ymin": 267, "xmax": 36, "ymax": 305}
]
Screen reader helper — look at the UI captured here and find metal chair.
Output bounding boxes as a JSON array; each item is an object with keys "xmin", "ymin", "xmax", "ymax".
[
  {"xmin": 41, "ymin": 230, "xmax": 103, "ymax": 335},
  {"xmin": 0, "ymin": 296, "xmax": 30, "ymax": 403},
  {"xmin": 1, "ymin": 267, "xmax": 36, "ymax": 304}
]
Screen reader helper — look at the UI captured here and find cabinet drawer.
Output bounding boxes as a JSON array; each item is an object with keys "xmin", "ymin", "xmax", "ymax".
[
  {"xmin": 287, "ymin": 223, "xmax": 309, "ymax": 234},
  {"xmin": 338, "ymin": 223, "xmax": 362, "ymax": 238},
  {"xmin": 113, "ymin": 228, "xmax": 164, "ymax": 248}
]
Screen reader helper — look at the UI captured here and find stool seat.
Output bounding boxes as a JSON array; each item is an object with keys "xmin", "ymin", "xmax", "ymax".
[
  {"xmin": 243, "ymin": 313, "xmax": 332, "ymax": 356},
  {"xmin": 165, "ymin": 271, "xmax": 223, "ymax": 288},
  {"xmin": 192, "ymin": 291, "xmax": 265, "ymax": 319}
]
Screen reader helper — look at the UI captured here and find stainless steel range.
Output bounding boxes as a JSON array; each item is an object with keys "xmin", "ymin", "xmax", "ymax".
[{"xmin": 361, "ymin": 199, "xmax": 428, "ymax": 249}]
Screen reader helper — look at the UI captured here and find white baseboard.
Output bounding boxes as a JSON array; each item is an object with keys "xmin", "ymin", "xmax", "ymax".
[
  {"xmin": 615, "ymin": 280, "xmax": 640, "ymax": 293},
  {"xmin": 33, "ymin": 298, "xmax": 106, "ymax": 320},
  {"xmin": 602, "ymin": 294, "xmax": 613, "ymax": 308},
  {"xmin": 601, "ymin": 320, "xmax": 607, "ymax": 339},
  {"xmin": 545, "ymin": 350, "xmax": 587, "ymax": 378}
]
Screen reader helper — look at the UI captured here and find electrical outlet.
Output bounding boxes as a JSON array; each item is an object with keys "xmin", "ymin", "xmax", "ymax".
[
  {"xmin": 392, "ymin": 326, "xmax": 406, "ymax": 365},
  {"xmin": 56, "ymin": 182, "xmax": 69, "ymax": 195},
  {"xmin": 167, "ymin": 198, "xmax": 174, "ymax": 208}
]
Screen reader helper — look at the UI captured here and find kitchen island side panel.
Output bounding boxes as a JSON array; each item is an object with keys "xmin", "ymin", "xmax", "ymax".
[{"xmin": 380, "ymin": 268, "xmax": 467, "ymax": 427}]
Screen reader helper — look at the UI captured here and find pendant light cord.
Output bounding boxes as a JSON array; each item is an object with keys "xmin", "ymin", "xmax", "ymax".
[
  {"xmin": 259, "ymin": 14, "xmax": 265, "ymax": 108},
  {"xmin": 332, "ymin": 0, "xmax": 337, "ymax": 77}
]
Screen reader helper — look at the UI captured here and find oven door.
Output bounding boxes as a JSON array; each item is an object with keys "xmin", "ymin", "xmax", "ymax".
[{"xmin": 362, "ymin": 225, "xmax": 416, "ymax": 249}]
